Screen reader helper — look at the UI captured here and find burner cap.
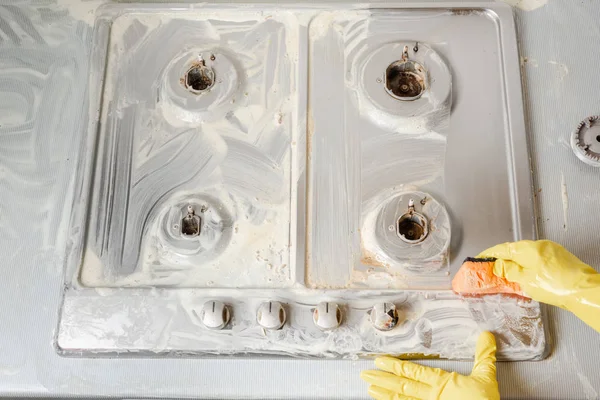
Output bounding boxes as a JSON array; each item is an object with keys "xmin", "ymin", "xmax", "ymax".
[
  {"xmin": 571, "ymin": 115, "xmax": 600, "ymax": 167},
  {"xmin": 184, "ymin": 61, "xmax": 215, "ymax": 93},
  {"xmin": 385, "ymin": 60, "xmax": 426, "ymax": 101}
]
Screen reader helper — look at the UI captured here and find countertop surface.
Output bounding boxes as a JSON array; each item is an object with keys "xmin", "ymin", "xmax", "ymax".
[{"xmin": 0, "ymin": 0, "xmax": 599, "ymax": 398}]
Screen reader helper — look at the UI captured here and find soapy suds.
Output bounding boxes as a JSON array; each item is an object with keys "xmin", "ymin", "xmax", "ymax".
[
  {"xmin": 360, "ymin": 190, "xmax": 451, "ymax": 285},
  {"xmin": 78, "ymin": 11, "xmax": 300, "ymax": 288},
  {"xmin": 561, "ymin": 172, "xmax": 568, "ymax": 231},
  {"xmin": 548, "ymin": 61, "xmax": 569, "ymax": 81},
  {"xmin": 0, "ymin": 3, "xmax": 90, "ymax": 253},
  {"xmin": 0, "ymin": 1, "xmax": 97, "ymax": 387},
  {"xmin": 58, "ymin": 4, "xmax": 546, "ymax": 362},
  {"xmin": 500, "ymin": 0, "xmax": 548, "ymax": 12},
  {"xmin": 306, "ymin": 11, "xmax": 451, "ymax": 290},
  {"xmin": 58, "ymin": 288, "xmax": 546, "ymax": 360},
  {"xmin": 56, "ymin": 0, "xmax": 104, "ymax": 26},
  {"xmin": 577, "ymin": 372, "xmax": 599, "ymax": 399}
]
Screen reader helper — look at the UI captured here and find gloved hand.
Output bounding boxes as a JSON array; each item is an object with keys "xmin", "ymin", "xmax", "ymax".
[
  {"xmin": 361, "ymin": 332, "xmax": 499, "ymax": 400},
  {"xmin": 478, "ymin": 240, "xmax": 600, "ymax": 332}
]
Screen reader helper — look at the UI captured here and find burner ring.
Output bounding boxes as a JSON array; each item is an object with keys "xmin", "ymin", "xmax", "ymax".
[
  {"xmin": 160, "ymin": 49, "xmax": 240, "ymax": 125},
  {"xmin": 385, "ymin": 60, "xmax": 426, "ymax": 101},
  {"xmin": 184, "ymin": 63, "xmax": 215, "ymax": 93},
  {"xmin": 358, "ymin": 42, "xmax": 451, "ymax": 133},
  {"xmin": 571, "ymin": 115, "xmax": 600, "ymax": 167},
  {"xmin": 397, "ymin": 210, "xmax": 428, "ymax": 244}
]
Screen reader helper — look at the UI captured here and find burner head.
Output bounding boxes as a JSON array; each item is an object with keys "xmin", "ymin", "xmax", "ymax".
[
  {"xmin": 571, "ymin": 115, "xmax": 600, "ymax": 167},
  {"xmin": 397, "ymin": 209, "xmax": 428, "ymax": 244},
  {"xmin": 181, "ymin": 205, "xmax": 201, "ymax": 237},
  {"xmin": 385, "ymin": 60, "xmax": 426, "ymax": 101},
  {"xmin": 184, "ymin": 63, "xmax": 215, "ymax": 93}
]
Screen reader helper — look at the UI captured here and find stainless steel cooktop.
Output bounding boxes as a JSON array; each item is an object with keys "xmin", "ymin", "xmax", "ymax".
[{"xmin": 57, "ymin": 3, "xmax": 546, "ymax": 360}]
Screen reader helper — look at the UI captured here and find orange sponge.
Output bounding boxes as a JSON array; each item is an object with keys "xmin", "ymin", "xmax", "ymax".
[{"xmin": 452, "ymin": 257, "xmax": 527, "ymax": 297}]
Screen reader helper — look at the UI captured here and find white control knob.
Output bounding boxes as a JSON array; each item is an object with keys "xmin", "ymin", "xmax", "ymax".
[
  {"xmin": 200, "ymin": 300, "xmax": 230, "ymax": 330},
  {"xmin": 369, "ymin": 302, "xmax": 399, "ymax": 331},
  {"xmin": 313, "ymin": 302, "xmax": 342, "ymax": 330},
  {"xmin": 257, "ymin": 301, "xmax": 286, "ymax": 330}
]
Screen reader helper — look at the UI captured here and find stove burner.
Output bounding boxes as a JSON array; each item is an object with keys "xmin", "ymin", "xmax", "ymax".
[
  {"xmin": 181, "ymin": 205, "xmax": 201, "ymax": 236},
  {"xmin": 184, "ymin": 59, "xmax": 215, "ymax": 93},
  {"xmin": 385, "ymin": 60, "xmax": 426, "ymax": 101},
  {"xmin": 398, "ymin": 216, "xmax": 425, "ymax": 241},
  {"xmin": 397, "ymin": 199, "xmax": 428, "ymax": 244}
]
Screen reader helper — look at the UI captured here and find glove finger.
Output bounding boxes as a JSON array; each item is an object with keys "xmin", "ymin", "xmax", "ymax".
[
  {"xmin": 368, "ymin": 385, "xmax": 420, "ymax": 400},
  {"xmin": 476, "ymin": 241, "xmax": 516, "ymax": 259},
  {"xmin": 375, "ymin": 356, "xmax": 443, "ymax": 386},
  {"xmin": 471, "ymin": 331, "xmax": 497, "ymax": 380},
  {"xmin": 478, "ymin": 240, "xmax": 550, "ymax": 264},
  {"xmin": 493, "ymin": 259, "xmax": 525, "ymax": 284},
  {"xmin": 361, "ymin": 370, "xmax": 431, "ymax": 399}
]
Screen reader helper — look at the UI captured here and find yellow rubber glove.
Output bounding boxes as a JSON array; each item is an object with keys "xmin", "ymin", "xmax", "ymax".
[
  {"xmin": 478, "ymin": 240, "xmax": 600, "ymax": 333},
  {"xmin": 361, "ymin": 332, "xmax": 499, "ymax": 400}
]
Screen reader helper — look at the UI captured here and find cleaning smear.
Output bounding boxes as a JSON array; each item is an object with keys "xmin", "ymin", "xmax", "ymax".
[
  {"xmin": 561, "ymin": 172, "xmax": 569, "ymax": 231},
  {"xmin": 499, "ymin": 0, "xmax": 548, "ymax": 12}
]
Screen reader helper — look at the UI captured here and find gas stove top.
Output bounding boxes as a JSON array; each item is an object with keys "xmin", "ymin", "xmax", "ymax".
[{"xmin": 58, "ymin": 3, "xmax": 546, "ymax": 360}]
